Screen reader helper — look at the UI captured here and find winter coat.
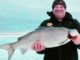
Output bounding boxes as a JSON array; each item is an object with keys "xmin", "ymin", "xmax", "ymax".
[{"xmin": 37, "ymin": 12, "xmax": 80, "ymax": 60}]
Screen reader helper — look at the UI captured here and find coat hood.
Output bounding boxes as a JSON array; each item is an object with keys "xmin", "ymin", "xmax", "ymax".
[{"xmin": 47, "ymin": 11, "xmax": 73, "ymax": 21}]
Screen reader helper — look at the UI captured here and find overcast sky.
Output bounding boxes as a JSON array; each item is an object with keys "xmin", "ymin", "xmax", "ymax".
[
  {"xmin": 0, "ymin": 0, "xmax": 80, "ymax": 60},
  {"xmin": 0, "ymin": 0, "xmax": 80, "ymax": 33}
]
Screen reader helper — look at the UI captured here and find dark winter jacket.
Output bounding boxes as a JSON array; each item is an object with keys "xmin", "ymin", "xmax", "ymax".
[{"xmin": 37, "ymin": 12, "xmax": 80, "ymax": 60}]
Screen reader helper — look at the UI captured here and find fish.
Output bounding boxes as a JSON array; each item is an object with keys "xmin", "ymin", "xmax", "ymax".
[{"xmin": 0, "ymin": 27, "xmax": 79, "ymax": 60}]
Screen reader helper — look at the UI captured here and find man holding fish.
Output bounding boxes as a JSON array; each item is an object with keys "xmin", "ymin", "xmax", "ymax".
[{"xmin": 32, "ymin": 0, "xmax": 80, "ymax": 60}]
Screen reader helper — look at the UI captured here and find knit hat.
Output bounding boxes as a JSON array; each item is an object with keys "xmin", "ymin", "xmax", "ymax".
[{"xmin": 52, "ymin": 0, "xmax": 66, "ymax": 9}]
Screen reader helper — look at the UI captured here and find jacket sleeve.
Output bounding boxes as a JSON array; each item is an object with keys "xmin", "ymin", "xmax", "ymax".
[
  {"xmin": 36, "ymin": 49, "xmax": 46, "ymax": 54},
  {"xmin": 73, "ymin": 19, "xmax": 80, "ymax": 49}
]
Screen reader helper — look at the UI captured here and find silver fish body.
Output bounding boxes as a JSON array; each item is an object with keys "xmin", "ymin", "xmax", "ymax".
[
  {"xmin": 0, "ymin": 27, "xmax": 78, "ymax": 60},
  {"xmin": 16, "ymin": 27, "xmax": 70, "ymax": 49}
]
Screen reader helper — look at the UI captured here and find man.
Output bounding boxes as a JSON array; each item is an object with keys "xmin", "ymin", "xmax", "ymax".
[{"xmin": 32, "ymin": 0, "xmax": 80, "ymax": 60}]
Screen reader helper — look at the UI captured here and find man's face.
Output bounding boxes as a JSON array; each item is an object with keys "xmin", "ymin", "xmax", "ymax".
[{"xmin": 52, "ymin": 4, "xmax": 66, "ymax": 19}]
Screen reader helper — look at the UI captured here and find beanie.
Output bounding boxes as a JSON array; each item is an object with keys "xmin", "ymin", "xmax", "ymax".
[{"xmin": 52, "ymin": 0, "xmax": 66, "ymax": 9}]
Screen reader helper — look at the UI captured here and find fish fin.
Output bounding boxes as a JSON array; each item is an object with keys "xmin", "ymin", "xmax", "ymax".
[
  {"xmin": 0, "ymin": 44, "xmax": 14, "ymax": 60},
  {"xmin": 18, "ymin": 36, "xmax": 22, "ymax": 41},
  {"xmin": 20, "ymin": 48, "xmax": 27, "ymax": 54},
  {"xmin": 8, "ymin": 44, "xmax": 14, "ymax": 60}
]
